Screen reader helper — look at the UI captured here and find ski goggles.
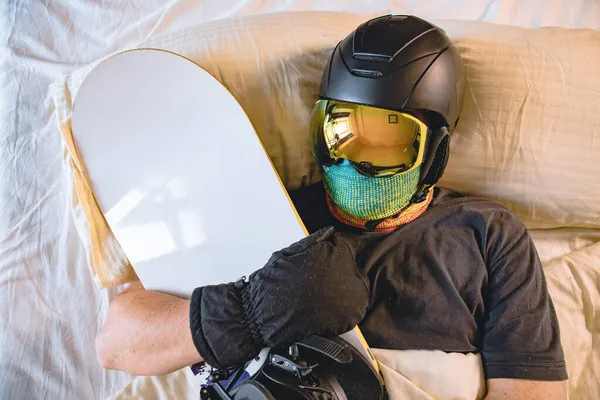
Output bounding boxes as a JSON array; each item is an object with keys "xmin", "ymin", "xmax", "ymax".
[{"xmin": 310, "ymin": 100, "xmax": 428, "ymax": 177}]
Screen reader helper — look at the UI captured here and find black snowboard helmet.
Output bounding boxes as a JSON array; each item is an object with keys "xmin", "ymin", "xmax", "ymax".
[{"xmin": 312, "ymin": 15, "xmax": 465, "ymax": 201}]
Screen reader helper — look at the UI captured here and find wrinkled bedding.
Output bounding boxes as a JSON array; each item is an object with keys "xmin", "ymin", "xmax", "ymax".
[{"xmin": 2, "ymin": 1, "xmax": 600, "ymax": 399}]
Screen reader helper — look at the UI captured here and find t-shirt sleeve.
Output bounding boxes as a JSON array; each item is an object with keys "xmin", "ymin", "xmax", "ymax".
[{"xmin": 482, "ymin": 208, "xmax": 567, "ymax": 381}]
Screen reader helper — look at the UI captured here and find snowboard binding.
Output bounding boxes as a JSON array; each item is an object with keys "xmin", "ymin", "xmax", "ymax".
[{"xmin": 197, "ymin": 335, "xmax": 387, "ymax": 400}]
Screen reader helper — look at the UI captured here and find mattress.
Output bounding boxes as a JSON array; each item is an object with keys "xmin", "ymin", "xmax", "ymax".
[{"xmin": 1, "ymin": 1, "xmax": 599, "ymax": 399}]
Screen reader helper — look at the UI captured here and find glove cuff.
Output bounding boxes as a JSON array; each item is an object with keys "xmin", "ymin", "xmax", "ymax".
[
  {"xmin": 189, "ymin": 284, "xmax": 263, "ymax": 369},
  {"xmin": 189, "ymin": 286, "xmax": 219, "ymax": 368}
]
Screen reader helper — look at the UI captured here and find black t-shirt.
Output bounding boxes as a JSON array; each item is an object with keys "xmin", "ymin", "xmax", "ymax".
[{"xmin": 289, "ymin": 183, "xmax": 567, "ymax": 381}]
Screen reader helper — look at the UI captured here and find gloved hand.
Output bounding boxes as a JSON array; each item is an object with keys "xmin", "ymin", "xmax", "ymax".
[{"xmin": 189, "ymin": 226, "xmax": 369, "ymax": 369}]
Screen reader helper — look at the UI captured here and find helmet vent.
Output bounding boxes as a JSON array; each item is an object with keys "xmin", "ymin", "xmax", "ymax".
[
  {"xmin": 350, "ymin": 69, "xmax": 382, "ymax": 78},
  {"xmin": 353, "ymin": 54, "xmax": 391, "ymax": 63}
]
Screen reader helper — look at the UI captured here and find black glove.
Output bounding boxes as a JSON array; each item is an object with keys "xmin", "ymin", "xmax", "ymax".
[{"xmin": 189, "ymin": 226, "xmax": 369, "ymax": 369}]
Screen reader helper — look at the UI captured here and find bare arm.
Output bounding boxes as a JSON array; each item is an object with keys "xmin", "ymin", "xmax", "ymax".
[
  {"xmin": 485, "ymin": 379, "xmax": 567, "ymax": 400},
  {"xmin": 96, "ymin": 281, "xmax": 202, "ymax": 376}
]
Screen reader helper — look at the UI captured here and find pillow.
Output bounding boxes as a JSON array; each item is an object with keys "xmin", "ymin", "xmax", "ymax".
[
  {"xmin": 439, "ymin": 21, "xmax": 600, "ymax": 229},
  {"xmin": 542, "ymin": 240, "xmax": 600, "ymax": 399},
  {"xmin": 148, "ymin": 14, "xmax": 600, "ymax": 229},
  {"xmin": 51, "ymin": 11, "xmax": 600, "ymax": 287}
]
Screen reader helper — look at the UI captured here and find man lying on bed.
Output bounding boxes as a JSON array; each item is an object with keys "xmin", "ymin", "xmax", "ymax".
[{"xmin": 96, "ymin": 15, "xmax": 567, "ymax": 399}]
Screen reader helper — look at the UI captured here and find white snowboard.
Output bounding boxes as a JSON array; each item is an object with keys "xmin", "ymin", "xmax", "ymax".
[{"xmin": 71, "ymin": 48, "xmax": 379, "ymax": 372}]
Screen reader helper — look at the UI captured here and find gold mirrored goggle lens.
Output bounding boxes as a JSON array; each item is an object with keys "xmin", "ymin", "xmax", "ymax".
[{"xmin": 318, "ymin": 101, "xmax": 428, "ymax": 176}]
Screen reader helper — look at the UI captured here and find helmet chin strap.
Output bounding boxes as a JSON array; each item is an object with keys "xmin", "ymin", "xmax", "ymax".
[
  {"xmin": 364, "ymin": 217, "xmax": 387, "ymax": 231},
  {"xmin": 409, "ymin": 183, "xmax": 434, "ymax": 204}
]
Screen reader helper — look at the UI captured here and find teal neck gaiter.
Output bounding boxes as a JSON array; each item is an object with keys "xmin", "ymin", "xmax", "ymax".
[{"xmin": 322, "ymin": 159, "xmax": 421, "ymax": 220}]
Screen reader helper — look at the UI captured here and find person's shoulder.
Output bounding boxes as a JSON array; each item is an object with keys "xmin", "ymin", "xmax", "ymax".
[
  {"xmin": 429, "ymin": 187, "xmax": 526, "ymax": 230},
  {"xmin": 428, "ymin": 188, "xmax": 533, "ymax": 262},
  {"xmin": 431, "ymin": 187, "xmax": 512, "ymax": 214}
]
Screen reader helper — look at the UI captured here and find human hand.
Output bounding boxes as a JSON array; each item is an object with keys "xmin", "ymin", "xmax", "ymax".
[{"xmin": 189, "ymin": 226, "xmax": 369, "ymax": 369}]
